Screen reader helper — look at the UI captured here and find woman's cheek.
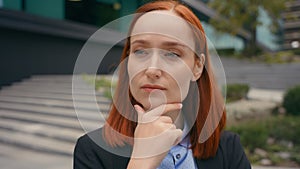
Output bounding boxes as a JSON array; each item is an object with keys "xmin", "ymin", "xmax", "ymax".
[{"xmin": 169, "ymin": 65, "xmax": 193, "ymax": 101}]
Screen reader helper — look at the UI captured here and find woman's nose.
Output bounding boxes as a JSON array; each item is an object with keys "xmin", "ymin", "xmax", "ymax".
[
  {"xmin": 145, "ymin": 52, "xmax": 162, "ymax": 79},
  {"xmin": 145, "ymin": 67, "xmax": 162, "ymax": 79}
]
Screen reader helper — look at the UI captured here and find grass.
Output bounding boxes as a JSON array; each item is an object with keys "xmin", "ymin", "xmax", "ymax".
[
  {"xmin": 225, "ymin": 84, "xmax": 250, "ymax": 103},
  {"xmin": 227, "ymin": 115, "xmax": 300, "ymax": 166},
  {"xmin": 223, "ymin": 50, "xmax": 300, "ymax": 64},
  {"xmin": 82, "ymin": 74, "xmax": 116, "ymax": 99}
]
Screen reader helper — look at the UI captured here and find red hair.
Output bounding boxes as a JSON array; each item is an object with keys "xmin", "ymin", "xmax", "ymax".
[{"xmin": 104, "ymin": 0, "xmax": 226, "ymax": 159}]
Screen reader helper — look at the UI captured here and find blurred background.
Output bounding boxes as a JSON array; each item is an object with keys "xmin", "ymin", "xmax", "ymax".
[{"xmin": 0, "ymin": 0, "xmax": 299, "ymax": 169}]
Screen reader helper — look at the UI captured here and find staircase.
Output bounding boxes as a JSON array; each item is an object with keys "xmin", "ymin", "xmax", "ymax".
[{"xmin": 0, "ymin": 75, "xmax": 111, "ymax": 156}]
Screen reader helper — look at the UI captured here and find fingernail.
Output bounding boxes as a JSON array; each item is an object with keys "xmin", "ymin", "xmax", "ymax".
[
  {"xmin": 178, "ymin": 103, "xmax": 183, "ymax": 109},
  {"xmin": 134, "ymin": 105, "xmax": 142, "ymax": 112}
]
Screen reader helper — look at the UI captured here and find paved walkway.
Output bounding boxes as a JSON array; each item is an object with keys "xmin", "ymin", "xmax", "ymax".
[
  {"xmin": 253, "ymin": 166, "xmax": 300, "ymax": 169},
  {"xmin": 221, "ymin": 57, "xmax": 300, "ymax": 90}
]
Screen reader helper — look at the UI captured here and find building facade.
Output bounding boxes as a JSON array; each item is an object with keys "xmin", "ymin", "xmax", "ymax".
[
  {"xmin": 282, "ymin": 0, "xmax": 300, "ymax": 50},
  {"xmin": 0, "ymin": 0, "xmax": 287, "ymax": 87},
  {"xmin": 1, "ymin": 0, "xmax": 281, "ymax": 51}
]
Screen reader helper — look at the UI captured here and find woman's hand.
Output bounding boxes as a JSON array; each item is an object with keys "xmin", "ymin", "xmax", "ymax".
[{"xmin": 127, "ymin": 103, "xmax": 183, "ymax": 169}]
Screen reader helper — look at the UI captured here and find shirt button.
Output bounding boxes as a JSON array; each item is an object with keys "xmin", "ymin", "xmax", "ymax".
[{"xmin": 176, "ymin": 154, "xmax": 181, "ymax": 159}]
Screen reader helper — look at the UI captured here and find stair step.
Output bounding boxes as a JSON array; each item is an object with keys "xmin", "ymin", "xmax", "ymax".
[
  {"xmin": 0, "ymin": 129, "xmax": 74, "ymax": 156},
  {"xmin": 0, "ymin": 95, "xmax": 110, "ymax": 111},
  {"xmin": 0, "ymin": 90, "xmax": 111, "ymax": 103},
  {"xmin": 0, "ymin": 141, "xmax": 72, "ymax": 169},
  {"xmin": 0, "ymin": 118, "xmax": 83, "ymax": 142},
  {"xmin": 29, "ymin": 74, "xmax": 113, "ymax": 81},
  {"xmin": 0, "ymin": 102, "xmax": 107, "ymax": 121},
  {"xmin": 14, "ymin": 81, "xmax": 90, "ymax": 89},
  {"xmin": 0, "ymin": 109, "xmax": 103, "ymax": 131},
  {"xmin": 22, "ymin": 74, "xmax": 90, "ymax": 82},
  {"xmin": 1, "ymin": 85, "xmax": 105, "ymax": 96}
]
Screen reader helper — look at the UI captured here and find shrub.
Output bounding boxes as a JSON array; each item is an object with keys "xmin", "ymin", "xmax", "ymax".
[
  {"xmin": 226, "ymin": 84, "xmax": 250, "ymax": 102},
  {"xmin": 283, "ymin": 85, "xmax": 300, "ymax": 116},
  {"xmin": 291, "ymin": 151, "xmax": 300, "ymax": 164},
  {"xmin": 82, "ymin": 74, "xmax": 116, "ymax": 100},
  {"xmin": 266, "ymin": 116, "xmax": 300, "ymax": 145},
  {"xmin": 260, "ymin": 51, "xmax": 295, "ymax": 63},
  {"xmin": 228, "ymin": 116, "xmax": 300, "ymax": 166},
  {"xmin": 229, "ymin": 121, "xmax": 268, "ymax": 151}
]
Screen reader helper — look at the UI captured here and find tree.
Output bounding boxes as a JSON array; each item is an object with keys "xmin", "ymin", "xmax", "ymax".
[{"xmin": 208, "ymin": 0, "xmax": 286, "ymax": 57}]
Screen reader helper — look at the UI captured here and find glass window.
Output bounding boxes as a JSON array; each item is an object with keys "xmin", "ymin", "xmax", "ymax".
[{"xmin": 65, "ymin": 0, "xmax": 120, "ymax": 28}]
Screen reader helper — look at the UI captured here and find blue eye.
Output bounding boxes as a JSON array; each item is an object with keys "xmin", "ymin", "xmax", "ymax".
[
  {"xmin": 164, "ymin": 51, "xmax": 180, "ymax": 58},
  {"xmin": 133, "ymin": 49, "xmax": 148, "ymax": 57}
]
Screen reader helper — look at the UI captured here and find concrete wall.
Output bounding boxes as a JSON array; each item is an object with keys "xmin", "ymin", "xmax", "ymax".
[{"xmin": 0, "ymin": 9, "xmax": 123, "ymax": 87}]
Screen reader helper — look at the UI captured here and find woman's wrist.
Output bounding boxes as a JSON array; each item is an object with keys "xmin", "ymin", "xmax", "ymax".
[{"xmin": 127, "ymin": 158, "xmax": 159, "ymax": 169}]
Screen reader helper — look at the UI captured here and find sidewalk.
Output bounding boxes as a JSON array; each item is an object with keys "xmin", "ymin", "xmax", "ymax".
[
  {"xmin": 226, "ymin": 87, "xmax": 284, "ymax": 125},
  {"xmin": 247, "ymin": 88, "xmax": 285, "ymax": 103},
  {"xmin": 253, "ymin": 166, "xmax": 300, "ymax": 169}
]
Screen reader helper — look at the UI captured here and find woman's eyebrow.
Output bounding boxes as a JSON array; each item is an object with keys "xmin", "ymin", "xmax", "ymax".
[
  {"xmin": 131, "ymin": 40, "xmax": 149, "ymax": 45},
  {"xmin": 162, "ymin": 41, "xmax": 187, "ymax": 48},
  {"xmin": 131, "ymin": 40, "xmax": 187, "ymax": 48}
]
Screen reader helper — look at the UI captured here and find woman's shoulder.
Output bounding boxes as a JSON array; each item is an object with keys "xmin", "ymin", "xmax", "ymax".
[
  {"xmin": 220, "ymin": 130, "xmax": 240, "ymax": 144},
  {"xmin": 74, "ymin": 127, "xmax": 131, "ymax": 169},
  {"xmin": 219, "ymin": 130, "xmax": 244, "ymax": 154},
  {"xmin": 75, "ymin": 127, "xmax": 132, "ymax": 155},
  {"xmin": 76, "ymin": 128, "xmax": 103, "ymax": 147},
  {"xmin": 217, "ymin": 130, "xmax": 251, "ymax": 169}
]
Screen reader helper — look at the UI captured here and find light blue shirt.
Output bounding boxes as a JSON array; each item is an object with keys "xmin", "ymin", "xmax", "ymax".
[{"xmin": 157, "ymin": 121, "xmax": 198, "ymax": 169}]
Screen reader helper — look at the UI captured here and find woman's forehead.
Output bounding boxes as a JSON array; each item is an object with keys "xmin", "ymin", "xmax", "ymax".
[
  {"xmin": 130, "ymin": 34, "xmax": 188, "ymax": 48},
  {"xmin": 131, "ymin": 10, "xmax": 195, "ymax": 50}
]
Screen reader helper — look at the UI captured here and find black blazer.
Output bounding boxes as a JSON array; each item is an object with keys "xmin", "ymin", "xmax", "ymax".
[{"xmin": 73, "ymin": 128, "xmax": 251, "ymax": 169}]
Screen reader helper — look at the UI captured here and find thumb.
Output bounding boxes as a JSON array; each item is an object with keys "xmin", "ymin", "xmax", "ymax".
[{"xmin": 134, "ymin": 104, "xmax": 145, "ymax": 122}]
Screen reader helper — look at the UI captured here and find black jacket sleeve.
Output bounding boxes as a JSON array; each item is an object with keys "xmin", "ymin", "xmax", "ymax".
[
  {"xmin": 225, "ymin": 132, "xmax": 251, "ymax": 169},
  {"xmin": 73, "ymin": 129, "xmax": 130, "ymax": 169},
  {"xmin": 73, "ymin": 135, "xmax": 105, "ymax": 169},
  {"xmin": 196, "ymin": 131, "xmax": 251, "ymax": 169}
]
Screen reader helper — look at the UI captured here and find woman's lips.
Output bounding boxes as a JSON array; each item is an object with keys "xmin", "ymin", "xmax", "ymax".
[{"xmin": 141, "ymin": 84, "xmax": 166, "ymax": 92}]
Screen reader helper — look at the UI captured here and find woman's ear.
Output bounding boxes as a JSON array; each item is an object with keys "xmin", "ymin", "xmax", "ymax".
[{"xmin": 191, "ymin": 53, "xmax": 205, "ymax": 81}]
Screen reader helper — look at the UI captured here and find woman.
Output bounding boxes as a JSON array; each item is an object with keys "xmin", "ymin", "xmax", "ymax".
[{"xmin": 74, "ymin": 0, "xmax": 251, "ymax": 169}]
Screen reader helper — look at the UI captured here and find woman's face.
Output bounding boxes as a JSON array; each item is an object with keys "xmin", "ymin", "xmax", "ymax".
[{"xmin": 127, "ymin": 11, "xmax": 202, "ymax": 110}]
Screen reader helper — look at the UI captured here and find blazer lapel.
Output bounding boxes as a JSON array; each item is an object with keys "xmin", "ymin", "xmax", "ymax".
[{"xmin": 195, "ymin": 157, "xmax": 202, "ymax": 168}]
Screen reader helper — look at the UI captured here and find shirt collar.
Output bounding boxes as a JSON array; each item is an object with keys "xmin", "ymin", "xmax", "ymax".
[{"xmin": 178, "ymin": 119, "xmax": 191, "ymax": 148}]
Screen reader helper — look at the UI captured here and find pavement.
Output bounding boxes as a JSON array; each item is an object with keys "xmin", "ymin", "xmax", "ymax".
[
  {"xmin": 225, "ymin": 87, "xmax": 284, "ymax": 125},
  {"xmin": 247, "ymin": 88, "xmax": 284, "ymax": 103},
  {"xmin": 220, "ymin": 57, "xmax": 300, "ymax": 90},
  {"xmin": 0, "ymin": 143, "xmax": 72, "ymax": 169},
  {"xmin": 252, "ymin": 167, "xmax": 300, "ymax": 169}
]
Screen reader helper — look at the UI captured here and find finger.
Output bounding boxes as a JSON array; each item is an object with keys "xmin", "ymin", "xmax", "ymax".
[
  {"xmin": 166, "ymin": 123, "xmax": 176, "ymax": 130},
  {"xmin": 134, "ymin": 104, "xmax": 145, "ymax": 113},
  {"xmin": 172, "ymin": 129, "xmax": 183, "ymax": 145},
  {"xmin": 159, "ymin": 116, "xmax": 173, "ymax": 123},
  {"xmin": 145, "ymin": 103, "xmax": 182, "ymax": 118},
  {"xmin": 134, "ymin": 104, "xmax": 145, "ymax": 121},
  {"xmin": 149, "ymin": 89, "xmax": 167, "ymax": 110}
]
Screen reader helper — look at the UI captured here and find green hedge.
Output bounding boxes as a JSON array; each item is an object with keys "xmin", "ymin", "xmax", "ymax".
[
  {"xmin": 283, "ymin": 85, "xmax": 300, "ymax": 116},
  {"xmin": 229, "ymin": 120, "xmax": 268, "ymax": 151},
  {"xmin": 228, "ymin": 116, "xmax": 300, "ymax": 165},
  {"xmin": 226, "ymin": 84, "xmax": 250, "ymax": 102}
]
